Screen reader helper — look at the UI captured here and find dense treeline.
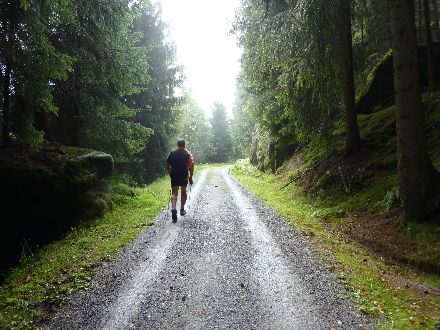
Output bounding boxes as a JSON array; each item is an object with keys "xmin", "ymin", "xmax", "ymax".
[
  {"xmin": 0, "ymin": 0, "xmax": 236, "ymax": 182},
  {"xmin": 232, "ymin": 0, "xmax": 440, "ymax": 222},
  {"xmin": 0, "ymin": 0, "xmax": 183, "ymax": 182}
]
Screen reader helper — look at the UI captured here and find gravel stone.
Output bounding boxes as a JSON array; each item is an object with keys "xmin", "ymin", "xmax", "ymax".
[{"xmin": 46, "ymin": 168, "xmax": 373, "ymax": 330}]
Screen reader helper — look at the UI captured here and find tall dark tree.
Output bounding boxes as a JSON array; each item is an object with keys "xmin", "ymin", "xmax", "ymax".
[
  {"xmin": 431, "ymin": 0, "xmax": 440, "ymax": 39},
  {"xmin": 423, "ymin": 0, "xmax": 436, "ymax": 90},
  {"xmin": 0, "ymin": 0, "xmax": 74, "ymax": 146},
  {"xmin": 387, "ymin": 0, "xmax": 439, "ymax": 222},
  {"xmin": 210, "ymin": 102, "xmax": 233, "ymax": 163},
  {"xmin": 417, "ymin": 0, "xmax": 424, "ymax": 42},
  {"xmin": 50, "ymin": 1, "xmax": 153, "ymax": 165},
  {"xmin": 342, "ymin": 0, "xmax": 361, "ymax": 154},
  {"xmin": 125, "ymin": 4, "xmax": 183, "ymax": 181},
  {"xmin": 2, "ymin": 64, "xmax": 11, "ymax": 144}
]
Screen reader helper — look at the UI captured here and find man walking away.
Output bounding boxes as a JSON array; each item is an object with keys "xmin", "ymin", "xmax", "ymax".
[{"xmin": 165, "ymin": 139, "xmax": 194, "ymax": 222}]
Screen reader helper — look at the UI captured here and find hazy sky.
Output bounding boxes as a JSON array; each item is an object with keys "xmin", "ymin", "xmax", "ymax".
[{"xmin": 154, "ymin": 0, "xmax": 242, "ymax": 117}]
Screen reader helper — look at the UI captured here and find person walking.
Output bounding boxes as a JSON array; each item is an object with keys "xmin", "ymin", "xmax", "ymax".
[{"xmin": 165, "ymin": 139, "xmax": 194, "ymax": 222}]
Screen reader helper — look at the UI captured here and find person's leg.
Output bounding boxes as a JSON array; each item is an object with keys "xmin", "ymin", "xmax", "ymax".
[
  {"xmin": 180, "ymin": 186, "xmax": 187, "ymax": 210},
  {"xmin": 171, "ymin": 186, "xmax": 179, "ymax": 222},
  {"xmin": 171, "ymin": 186, "xmax": 179, "ymax": 210}
]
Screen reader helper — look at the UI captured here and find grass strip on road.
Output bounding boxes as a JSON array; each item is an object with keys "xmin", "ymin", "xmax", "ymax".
[{"xmin": 231, "ymin": 161, "xmax": 440, "ymax": 330}]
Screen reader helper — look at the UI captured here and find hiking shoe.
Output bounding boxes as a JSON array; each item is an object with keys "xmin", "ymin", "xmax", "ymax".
[
  {"xmin": 180, "ymin": 209, "xmax": 186, "ymax": 216},
  {"xmin": 171, "ymin": 209, "xmax": 177, "ymax": 222}
]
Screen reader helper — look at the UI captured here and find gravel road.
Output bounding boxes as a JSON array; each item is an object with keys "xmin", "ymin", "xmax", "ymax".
[{"xmin": 47, "ymin": 167, "xmax": 373, "ymax": 330}]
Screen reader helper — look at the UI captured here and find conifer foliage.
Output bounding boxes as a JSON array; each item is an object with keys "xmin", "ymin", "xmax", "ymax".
[
  {"xmin": 0, "ymin": 0, "xmax": 182, "ymax": 181},
  {"xmin": 232, "ymin": 0, "xmax": 440, "ymax": 222}
]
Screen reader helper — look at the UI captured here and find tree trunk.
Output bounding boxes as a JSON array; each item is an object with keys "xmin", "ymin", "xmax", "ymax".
[
  {"xmin": 423, "ymin": 0, "xmax": 436, "ymax": 90},
  {"xmin": 387, "ymin": 0, "xmax": 438, "ymax": 222},
  {"xmin": 418, "ymin": 0, "xmax": 423, "ymax": 42},
  {"xmin": 0, "ymin": 68, "xmax": 3, "ymax": 143},
  {"xmin": 431, "ymin": 0, "xmax": 440, "ymax": 39},
  {"xmin": 342, "ymin": 0, "xmax": 361, "ymax": 155},
  {"xmin": 35, "ymin": 111, "xmax": 49, "ymax": 138},
  {"xmin": 360, "ymin": 0, "xmax": 366, "ymax": 64},
  {"xmin": 2, "ymin": 64, "xmax": 11, "ymax": 145},
  {"xmin": 72, "ymin": 78, "xmax": 80, "ymax": 146}
]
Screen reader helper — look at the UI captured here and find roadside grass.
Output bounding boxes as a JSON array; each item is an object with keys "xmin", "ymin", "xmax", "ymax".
[
  {"xmin": 0, "ymin": 164, "xmax": 214, "ymax": 329},
  {"xmin": 0, "ymin": 175, "xmax": 170, "ymax": 329},
  {"xmin": 231, "ymin": 161, "xmax": 440, "ymax": 330},
  {"xmin": 197, "ymin": 162, "xmax": 229, "ymax": 171}
]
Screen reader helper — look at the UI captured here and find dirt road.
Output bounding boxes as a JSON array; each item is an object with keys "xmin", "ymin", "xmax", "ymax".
[{"xmin": 47, "ymin": 167, "xmax": 372, "ymax": 329}]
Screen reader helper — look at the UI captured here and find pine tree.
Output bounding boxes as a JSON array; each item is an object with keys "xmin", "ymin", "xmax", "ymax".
[
  {"xmin": 387, "ymin": 0, "xmax": 439, "ymax": 221},
  {"xmin": 210, "ymin": 102, "xmax": 232, "ymax": 163},
  {"xmin": 0, "ymin": 0, "xmax": 75, "ymax": 146}
]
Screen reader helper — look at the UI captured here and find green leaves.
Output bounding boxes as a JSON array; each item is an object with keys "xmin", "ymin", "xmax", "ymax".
[
  {"xmin": 210, "ymin": 102, "xmax": 233, "ymax": 163},
  {"xmin": 1, "ymin": 0, "xmax": 183, "ymax": 182},
  {"xmin": 0, "ymin": 0, "xmax": 76, "ymax": 146},
  {"xmin": 233, "ymin": 0, "xmax": 365, "ymax": 153},
  {"xmin": 175, "ymin": 92, "xmax": 214, "ymax": 164}
]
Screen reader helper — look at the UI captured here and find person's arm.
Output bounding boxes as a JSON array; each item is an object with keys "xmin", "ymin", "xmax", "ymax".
[
  {"xmin": 165, "ymin": 153, "xmax": 172, "ymax": 175},
  {"xmin": 188, "ymin": 153, "xmax": 194, "ymax": 184}
]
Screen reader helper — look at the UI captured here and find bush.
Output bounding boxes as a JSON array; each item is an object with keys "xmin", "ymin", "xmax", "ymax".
[{"xmin": 380, "ymin": 186, "xmax": 400, "ymax": 210}]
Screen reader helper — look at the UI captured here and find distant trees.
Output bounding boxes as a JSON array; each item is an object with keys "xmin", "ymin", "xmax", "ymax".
[
  {"xmin": 175, "ymin": 96, "xmax": 234, "ymax": 164},
  {"xmin": 210, "ymin": 102, "xmax": 233, "ymax": 163},
  {"xmin": 176, "ymin": 92, "xmax": 214, "ymax": 164}
]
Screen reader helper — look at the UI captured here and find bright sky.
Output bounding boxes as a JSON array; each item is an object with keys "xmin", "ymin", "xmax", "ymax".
[{"xmin": 154, "ymin": 0, "xmax": 242, "ymax": 117}]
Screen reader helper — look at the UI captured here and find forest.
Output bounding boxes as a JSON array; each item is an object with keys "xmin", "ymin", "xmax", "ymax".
[
  {"xmin": 0, "ymin": 0, "xmax": 232, "ymax": 302},
  {"xmin": 1, "ymin": 0, "xmax": 440, "ymax": 329},
  {"xmin": 231, "ymin": 0, "xmax": 440, "ymax": 224},
  {"xmin": 0, "ymin": 0, "xmax": 233, "ymax": 180}
]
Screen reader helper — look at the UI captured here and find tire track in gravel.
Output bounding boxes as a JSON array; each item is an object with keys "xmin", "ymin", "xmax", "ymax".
[
  {"xmin": 47, "ymin": 167, "xmax": 373, "ymax": 330},
  {"xmin": 99, "ymin": 169, "xmax": 208, "ymax": 330},
  {"xmin": 223, "ymin": 170, "xmax": 321, "ymax": 329}
]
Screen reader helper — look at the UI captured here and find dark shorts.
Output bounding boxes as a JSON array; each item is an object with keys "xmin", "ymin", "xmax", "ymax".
[{"xmin": 171, "ymin": 175, "xmax": 188, "ymax": 188}]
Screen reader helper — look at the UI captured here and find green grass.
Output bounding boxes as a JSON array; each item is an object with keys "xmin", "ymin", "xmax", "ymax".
[
  {"xmin": 0, "ymin": 163, "xmax": 219, "ymax": 329},
  {"xmin": 231, "ymin": 161, "xmax": 440, "ymax": 330},
  {"xmin": 313, "ymin": 173, "xmax": 398, "ymax": 217},
  {"xmin": 0, "ymin": 175, "xmax": 171, "ymax": 329},
  {"xmin": 427, "ymin": 98, "xmax": 440, "ymax": 123}
]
